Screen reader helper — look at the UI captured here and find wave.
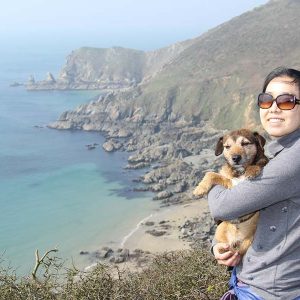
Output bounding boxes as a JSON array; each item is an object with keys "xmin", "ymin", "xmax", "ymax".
[{"xmin": 120, "ymin": 213, "xmax": 155, "ymax": 248}]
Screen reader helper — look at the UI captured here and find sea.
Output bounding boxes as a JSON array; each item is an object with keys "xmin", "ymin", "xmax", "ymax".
[{"xmin": 0, "ymin": 46, "xmax": 158, "ymax": 275}]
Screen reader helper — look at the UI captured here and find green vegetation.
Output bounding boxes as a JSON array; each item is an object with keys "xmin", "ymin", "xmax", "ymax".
[
  {"xmin": 0, "ymin": 248, "xmax": 229, "ymax": 300},
  {"xmin": 62, "ymin": 0, "xmax": 300, "ymax": 130}
]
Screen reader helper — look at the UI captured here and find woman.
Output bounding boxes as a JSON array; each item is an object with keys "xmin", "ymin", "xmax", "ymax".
[{"xmin": 208, "ymin": 67, "xmax": 300, "ymax": 300}]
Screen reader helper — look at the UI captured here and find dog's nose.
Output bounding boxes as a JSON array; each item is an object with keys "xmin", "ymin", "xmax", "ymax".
[{"xmin": 232, "ymin": 155, "xmax": 242, "ymax": 163}]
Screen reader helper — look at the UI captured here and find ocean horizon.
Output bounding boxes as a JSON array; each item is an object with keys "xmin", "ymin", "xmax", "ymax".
[{"xmin": 0, "ymin": 47, "xmax": 158, "ymax": 275}]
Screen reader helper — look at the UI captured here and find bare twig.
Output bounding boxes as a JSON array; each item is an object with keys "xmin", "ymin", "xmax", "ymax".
[{"xmin": 32, "ymin": 248, "xmax": 58, "ymax": 281}]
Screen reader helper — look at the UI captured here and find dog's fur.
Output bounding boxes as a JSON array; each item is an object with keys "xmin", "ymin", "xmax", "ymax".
[{"xmin": 193, "ymin": 129, "xmax": 268, "ymax": 255}]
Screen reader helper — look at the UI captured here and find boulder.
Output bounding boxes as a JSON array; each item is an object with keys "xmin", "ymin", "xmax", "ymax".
[
  {"xmin": 125, "ymin": 162, "xmax": 150, "ymax": 169},
  {"xmin": 150, "ymin": 183, "xmax": 165, "ymax": 192},
  {"xmin": 112, "ymin": 248, "xmax": 130, "ymax": 263},
  {"xmin": 145, "ymin": 229, "xmax": 167, "ymax": 236},
  {"xmin": 153, "ymin": 190, "xmax": 173, "ymax": 200},
  {"xmin": 174, "ymin": 182, "xmax": 187, "ymax": 193},
  {"xmin": 94, "ymin": 247, "xmax": 114, "ymax": 259},
  {"xmin": 102, "ymin": 140, "xmax": 123, "ymax": 152},
  {"xmin": 118, "ymin": 128, "xmax": 132, "ymax": 138},
  {"xmin": 143, "ymin": 221, "xmax": 155, "ymax": 226},
  {"xmin": 45, "ymin": 72, "xmax": 56, "ymax": 83}
]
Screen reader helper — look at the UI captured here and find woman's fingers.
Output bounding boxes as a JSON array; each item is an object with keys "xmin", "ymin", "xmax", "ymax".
[
  {"xmin": 218, "ymin": 252, "xmax": 241, "ymax": 266},
  {"xmin": 213, "ymin": 243, "xmax": 230, "ymax": 257},
  {"xmin": 213, "ymin": 243, "xmax": 241, "ymax": 266}
]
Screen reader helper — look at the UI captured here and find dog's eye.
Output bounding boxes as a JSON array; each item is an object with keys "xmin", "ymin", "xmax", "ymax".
[
  {"xmin": 224, "ymin": 145, "xmax": 231, "ymax": 149},
  {"xmin": 241, "ymin": 142, "xmax": 252, "ymax": 146}
]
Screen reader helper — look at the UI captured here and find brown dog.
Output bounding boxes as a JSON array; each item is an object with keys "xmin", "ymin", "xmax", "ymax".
[{"xmin": 193, "ymin": 129, "xmax": 268, "ymax": 255}]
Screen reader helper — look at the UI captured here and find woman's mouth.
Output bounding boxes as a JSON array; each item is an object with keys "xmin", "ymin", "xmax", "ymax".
[{"xmin": 268, "ymin": 118, "xmax": 284, "ymax": 123}]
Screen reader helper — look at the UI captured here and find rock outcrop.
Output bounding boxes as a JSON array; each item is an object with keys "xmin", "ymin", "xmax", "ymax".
[{"xmin": 26, "ymin": 72, "xmax": 57, "ymax": 90}]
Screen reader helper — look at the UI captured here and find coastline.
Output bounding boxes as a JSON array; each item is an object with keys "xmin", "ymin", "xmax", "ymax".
[
  {"xmin": 122, "ymin": 199, "xmax": 209, "ymax": 253},
  {"xmin": 83, "ymin": 199, "xmax": 212, "ymax": 273},
  {"xmin": 1, "ymin": 48, "xmax": 221, "ymax": 278}
]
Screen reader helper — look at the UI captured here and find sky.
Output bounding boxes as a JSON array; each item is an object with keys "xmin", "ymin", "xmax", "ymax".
[{"xmin": 0, "ymin": 0, "xmax": 269, "ymax": 52}]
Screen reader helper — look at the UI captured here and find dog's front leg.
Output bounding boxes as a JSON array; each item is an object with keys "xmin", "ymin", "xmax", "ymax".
[
  {"xmin": 239, "ymin": 238, "xmax": 254, "ymax": 256},
  {"xmin": 244, "ymin": 165, "xmax": 262, "ymax": 178},
  {"xmin": 193, "ymin": 172, "xmax": 232, "ymax": 197}
]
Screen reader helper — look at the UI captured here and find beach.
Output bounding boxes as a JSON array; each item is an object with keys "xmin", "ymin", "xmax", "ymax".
[
  {"xmin": 84, "ymin": 199, "xmax": 213, "ymax": 274},
  {"xmin": 122, "ymin": 199, "xmax": 209, "ymax": 253}
]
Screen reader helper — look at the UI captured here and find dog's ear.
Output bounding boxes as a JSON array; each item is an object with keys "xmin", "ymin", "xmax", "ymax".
[
  {"xmin": 253, "ymin": 132, "xmax": 266, "ymax": 149},
  {"xmin": 215, "ymin": 137, "xmax": 224, "ymax": 156},
  {"xmin": 253, "ymin": 132, "xmax": 269, "ymax": 167}
]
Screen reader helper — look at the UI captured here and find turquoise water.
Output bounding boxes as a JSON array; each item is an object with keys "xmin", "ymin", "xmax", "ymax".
[{"xmin": 0, "ymin": 49, "xmax": 156, "ymax": 275}]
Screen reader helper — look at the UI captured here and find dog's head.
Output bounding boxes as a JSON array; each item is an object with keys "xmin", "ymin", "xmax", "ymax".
[{"xmin": 215, "ymin": 129, "xmax": 266, "ymax": 169}]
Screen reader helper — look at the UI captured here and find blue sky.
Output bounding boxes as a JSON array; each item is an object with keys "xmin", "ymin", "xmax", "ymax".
[{"xmin": 1, "ymin": 0, "xmax": 268, "ymax": 51}]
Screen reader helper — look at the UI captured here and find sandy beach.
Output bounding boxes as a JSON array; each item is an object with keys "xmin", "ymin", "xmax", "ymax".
[
  {"xmin": 83, "ymin": 199, "xmax": 212, "ymax": 275},
  {"xmin": 122, "ymin": 199, "xmax": 210, "ymax": 253}
]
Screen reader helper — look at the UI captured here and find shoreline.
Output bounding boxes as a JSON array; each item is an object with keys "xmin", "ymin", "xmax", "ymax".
[
  {"xmin": 120, "ymin": 213, "xmax": 155, "ymax": 248},
  {"xmin": 122, "ymin": 199, "xmax": 209, "ymax": 253},
  {"xmin": 83, "ymin": 199, "xmax": 211, "ymax": 273}
]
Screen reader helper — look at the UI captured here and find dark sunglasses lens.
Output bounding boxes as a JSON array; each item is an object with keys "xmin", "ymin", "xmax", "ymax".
[
  {"xmin": 277, "ymin": 95, "xmax": 295, "ymax": 110},
  {"xmin": 258, "ymin": 93, "xmax": 273, "ymax": 109}
]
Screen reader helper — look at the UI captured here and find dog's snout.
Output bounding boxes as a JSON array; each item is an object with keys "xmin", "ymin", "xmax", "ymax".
[{"xmin": 232, "ymin": 155, "xmax": 242, "ymax": 163}]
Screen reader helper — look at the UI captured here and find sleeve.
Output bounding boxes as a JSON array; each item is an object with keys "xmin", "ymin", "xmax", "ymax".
[
  {"xmin": 207, "ymin": 144, "xmax": 300, "ymax": 220},
  {"xmin": 210, "ymin": 237, "xmax": 217, "ymax": 255}
]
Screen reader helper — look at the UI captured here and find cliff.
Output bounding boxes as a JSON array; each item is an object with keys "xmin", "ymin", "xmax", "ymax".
[
  {"xmin": 47, "ymin": 0, "xmax": 300, "ymax": 130},
  {"xmin": 27, "ymin": 40, "xmax": 194, "ymax": 91}
]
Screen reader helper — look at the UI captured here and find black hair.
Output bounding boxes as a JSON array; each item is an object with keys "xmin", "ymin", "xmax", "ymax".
[{"xmin": 262, "ymin": 67, "xmax": 300, "ymax": 93}]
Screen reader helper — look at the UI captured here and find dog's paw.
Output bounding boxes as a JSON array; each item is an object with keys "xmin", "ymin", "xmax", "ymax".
[
  {"xmin": 193, "ymin": 184, "xmax": 208, "ymax": 197},
  {"xmin": 245, "ymin": 165, "xmax": 261, "ymax": 178}
]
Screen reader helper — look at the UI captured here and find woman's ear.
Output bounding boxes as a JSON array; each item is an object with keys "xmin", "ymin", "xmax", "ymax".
[
  {"xmin": 253, "ymin": 132, "xmax": 266, "ymax": 149},
  {"xmin": 215, "ymin": 137, "xmax": 224, "ymax": 156}
]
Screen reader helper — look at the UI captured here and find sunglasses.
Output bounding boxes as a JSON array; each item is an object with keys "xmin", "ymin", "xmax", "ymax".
[{"xmin": 258, "ymin": 93, "xmax": 300, "ymax": 110}]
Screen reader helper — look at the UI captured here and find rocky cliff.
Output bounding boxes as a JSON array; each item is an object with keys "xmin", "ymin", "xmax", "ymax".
[
  {"xmin": 47, "ymin": 0, "xmax": 300, "ymax": 131},
  {"xmin": 27, "ymin": 40, "xmax": 194, "ymax": 91}
]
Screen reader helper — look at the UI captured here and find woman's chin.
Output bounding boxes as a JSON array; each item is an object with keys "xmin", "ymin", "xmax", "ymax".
[{"xmin": 266, "ymin": 125, "xmax": 299, "ymax": 138}]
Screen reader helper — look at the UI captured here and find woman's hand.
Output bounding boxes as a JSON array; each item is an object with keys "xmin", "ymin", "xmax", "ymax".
[{"xmin": 213, "ymin": 243, "xmax": 241, "ymax": 266}]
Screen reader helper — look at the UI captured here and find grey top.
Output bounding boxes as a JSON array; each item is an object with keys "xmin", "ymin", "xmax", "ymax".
[{"xmin": 208, "ymin": 128, "xmax": 300, "ymax": 300}]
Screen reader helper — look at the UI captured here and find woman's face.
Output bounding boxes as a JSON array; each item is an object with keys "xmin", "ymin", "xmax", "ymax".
[{"xmin": 260, "ymin": 76, "xmax": 300, "ymax": 138}]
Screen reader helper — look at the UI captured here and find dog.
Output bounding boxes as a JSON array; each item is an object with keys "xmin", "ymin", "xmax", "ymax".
[{"xmin": 193, "ymin": 129, "xmax": 268, "ymax": 255}]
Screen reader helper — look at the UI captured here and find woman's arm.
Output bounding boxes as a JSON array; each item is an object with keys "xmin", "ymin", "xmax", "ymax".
[{"xmin": 208, "ymin": 144, "xmax": 300, "ymax": 220}]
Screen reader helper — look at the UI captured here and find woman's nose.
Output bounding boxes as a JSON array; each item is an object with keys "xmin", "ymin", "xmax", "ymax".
[{"xmin": 269, "ymin": 99, "xmax": 281, "ymax": 112}]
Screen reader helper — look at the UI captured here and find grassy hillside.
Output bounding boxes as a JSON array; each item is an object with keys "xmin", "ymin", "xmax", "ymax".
[{"xmin": 129, "ymin": 0, "xmax": 300, "ymax": 129}]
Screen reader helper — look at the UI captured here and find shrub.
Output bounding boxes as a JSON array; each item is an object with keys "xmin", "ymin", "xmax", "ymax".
[{"xmin": 0, "ymin": 248, "xmax": 229, "ymax": 300}]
